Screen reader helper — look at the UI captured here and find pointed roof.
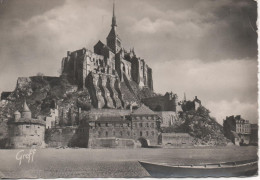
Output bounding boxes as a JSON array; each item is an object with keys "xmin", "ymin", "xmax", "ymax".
[
  {"xmin": 23, "ymin": 100, "xmax": 31, "ymax": 112},
  {"xmin": 111, "ymin": 0, "xmax": 117, "ymax": 27},
  {"xmin": 132, "ymin": 104, "xmax": 157, "ymax": 115},
  {"xmin": 14, "ymin": 110, "xmax": 20, "ymax": 115}
]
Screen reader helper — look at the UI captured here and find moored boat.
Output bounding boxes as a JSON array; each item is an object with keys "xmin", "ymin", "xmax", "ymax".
[{"xmin": 139, "ymin": 159, "xmax": 258, "ymax": 177}]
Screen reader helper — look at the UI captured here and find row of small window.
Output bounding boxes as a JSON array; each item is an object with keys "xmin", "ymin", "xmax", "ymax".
[
  {"xmin": 95, "ymin": 122, "xmax": 155, "ymax": 128},
  {"xmin": 132, "ymin": 116, "xmax": 156, "ymax": 120},
  {"xmin": 98, "ymin": 131, "xmax": 155, "ymax": 137},
  {"xmin": 134, "ymin": 122, "xmax": 155, "ymax": 128},
  {"xmin": 15, "ymin": 133, "xmax": 40, "ymax": 137},
  {"xmin": 23, "ymin": 125, "xmax": 41, "ymax": 129},
  {"xmin": 95, "ymin": 122, "xmax": 131, "ymax": 127}
]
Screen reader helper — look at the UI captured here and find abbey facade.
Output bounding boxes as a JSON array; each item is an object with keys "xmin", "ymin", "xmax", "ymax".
[{"xmin": 61, "ymin": 3, "xmax": 153, "ymax": 109}]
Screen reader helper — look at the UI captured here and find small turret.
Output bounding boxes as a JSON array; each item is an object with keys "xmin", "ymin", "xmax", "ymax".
[
  {"xmin": 14, "ymin": 110, "xmax": 21, "ymax": 121},
  {"xmin": 21, "ymin": 100, "xmax": 32, "ymax": 119}
]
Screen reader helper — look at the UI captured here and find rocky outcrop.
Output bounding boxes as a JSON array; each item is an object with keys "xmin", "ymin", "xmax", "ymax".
[
  {"xmin": 107, "ymin": 76, "xmax": 122, "ymax": 108},
  {"xmin": 99, "ymin": 74, "xmax": 114, "ymax": 108},
  {"xmin": 15, "ymin": 77, "xmax": 33, "ymax": 98},
  {"xmin": 178, "ymin": 106, "xmax": 230, "ymax": 146}
]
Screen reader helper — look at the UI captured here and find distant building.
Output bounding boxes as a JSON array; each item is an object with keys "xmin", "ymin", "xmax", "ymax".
[
  {"xmin": 223, "ymin": 115, "xmax": 251, "ymax": 145},
  {"xmin": 180, "ymin": 96, "xmax": 202, "ymax": 112},
  {"xmin": 8, "ymin": 101, "xmax": 46, "ymax": 148},
  {"xmin": 141, "ymin": 92, "xmax": 178, "ymax": 112},
  {"xmin": 250, "ymin": 124, "xmax": 258, "ymax": 145}
]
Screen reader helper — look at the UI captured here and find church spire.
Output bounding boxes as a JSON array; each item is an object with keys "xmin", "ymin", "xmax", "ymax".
[{"xmin": 112, "ymin": 0, "xmax": 117, "ymax": 27}]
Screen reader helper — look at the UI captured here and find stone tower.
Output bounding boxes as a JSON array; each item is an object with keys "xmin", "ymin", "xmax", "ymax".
[{"xmin": 106, "ymin": 1, "xmax": 122, "ymax": 54}]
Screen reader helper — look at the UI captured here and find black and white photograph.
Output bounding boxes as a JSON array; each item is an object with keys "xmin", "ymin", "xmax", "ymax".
[{"xmin": 0, "ymin": 0, "xmax": 258, "ymax": 178}]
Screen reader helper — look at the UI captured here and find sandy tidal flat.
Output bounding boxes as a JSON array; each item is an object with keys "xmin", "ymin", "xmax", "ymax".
[{"xmin": 0, "ymin": 146, "xmax": 257, "ymax": 178}]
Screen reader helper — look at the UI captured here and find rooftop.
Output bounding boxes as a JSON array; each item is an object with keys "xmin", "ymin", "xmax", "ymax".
[{"xmin": 132, "ymin": 104, "xmax": 157, "ymax": 115}]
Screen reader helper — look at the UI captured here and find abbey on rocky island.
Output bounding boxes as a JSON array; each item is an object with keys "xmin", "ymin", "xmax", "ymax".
[{"xmin": 61, "ymin": 3, "xmax": 153, "ymax": 109}]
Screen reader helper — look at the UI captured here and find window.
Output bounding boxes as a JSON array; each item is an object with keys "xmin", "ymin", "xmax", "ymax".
[
  {"xmin": 98, "ymin": 123, "xmax": 101, "ymax": 127},
  {"xmin": 139, "ymin": 123, "xmax": 143, "ymax": 128},
  {"xmin": 106, "ymin": 131, "xmax": 108, "ymax": 137},
  {"xmin": 151, "ymin": 123, "xmax": 154, "ymax": 128},
  {"xmin": 98, "ymin": 131, "xmax": 101, "ymax": 137},
  {"xmin": 127, "ymin": 131, "xmax": 130, "ymax": 136},
  {"xmin": 151, "ymin": 131, "xmax": 154, "ymax": 136},
  {"xmin": 140, "ymin": 131, "xmax": 142, "ymax": 136},
  {"xmin": 120, "ymin": 131, "xmax": 123, "ymax": 136},
  {"xmin": 146, "ymin": 131, "xmax": 149, "ymax": 136},
  {"xmin": 127, "ymin": 123, "xmax": 130, "ymax": 127},
  {"xmin": 146, "ymin": 123, "xmax": 149, "ymax": 127},
  {"xmin": 26, "ymin": 126, "xmax": 30, "ymax": 128},
  {"xmin": 113, "ymin": 131, "xmax": 115, "ymax": 136},
  {"xmin": 106, "ymin": 123, "xmax": 108, "ymax": 127}
]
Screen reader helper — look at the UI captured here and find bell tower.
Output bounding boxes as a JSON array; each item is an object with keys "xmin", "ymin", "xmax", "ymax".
[{"xmin": 106, "ymin": 1, "xmax": 122, "ymax": 54}]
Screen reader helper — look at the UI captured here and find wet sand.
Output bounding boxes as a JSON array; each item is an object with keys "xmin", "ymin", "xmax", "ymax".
[{"xmin": 0, "ymin": 146, "xmax": 257, "ymax": 178}]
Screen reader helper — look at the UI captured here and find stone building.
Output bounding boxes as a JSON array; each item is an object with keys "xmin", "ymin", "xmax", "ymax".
[
  {"xmin": 8, "ymin": 101, "xmax": 46, "ymax": 148},
  {"xmin": 180, "ymin": 96, "xmax": 202, "ymax": 112},
  {"xmin": 141, "ymin": 92, "xmax": 179, "ymax": 128},
  {"xmin": 223, "ymin": 115, "xmax": 251, "ymax": 145},
  {"xmin": 88, "ymin": 105, "xmax": 160, "ymax": 148},
  {"xmin": 129, "ymin": 104, "xmax": 161, "ymax": 146},
  {"xmin": 141, "ymin": 92, "xmax": 178, "ymax": 112},
  {"xmin": 88, "ymin": 116, "xmax": 135, "ymax": 148},
  {"xmin": 158, "ymin": 111, "xmax": 178, "ymax": 128},
  {"xmin": 61, "ymin": 2, "xmax": 153, "ymax": 109}
]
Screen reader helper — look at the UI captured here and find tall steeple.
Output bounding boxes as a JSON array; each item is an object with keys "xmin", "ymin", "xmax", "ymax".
[
  {"xmin": 106, "ymin": 0, "xmax": 122, "ymax": 54},
  {"xmin": 112, "ymin": 1, "xmax": 117, "ymax": 27}
]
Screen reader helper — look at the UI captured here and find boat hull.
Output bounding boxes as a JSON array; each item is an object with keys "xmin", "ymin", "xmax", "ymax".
[{"xmin": 139, "ymin": 160, "xmax": 258, "ymax": 177}]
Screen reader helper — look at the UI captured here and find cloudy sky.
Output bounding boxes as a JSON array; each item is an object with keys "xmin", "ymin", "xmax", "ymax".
[{"xmin": 0, "ymin": 0, "xmax": 258, "ymax": 124}]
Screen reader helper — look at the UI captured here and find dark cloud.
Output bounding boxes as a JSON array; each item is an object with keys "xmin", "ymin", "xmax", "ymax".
[
  {"xmin": 119, "ymin": 0, "xmax": 257, "ymax": 62},
  {"xmin": 0, "ymin": 0, "xmax": 66, "ymax": 20}
]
